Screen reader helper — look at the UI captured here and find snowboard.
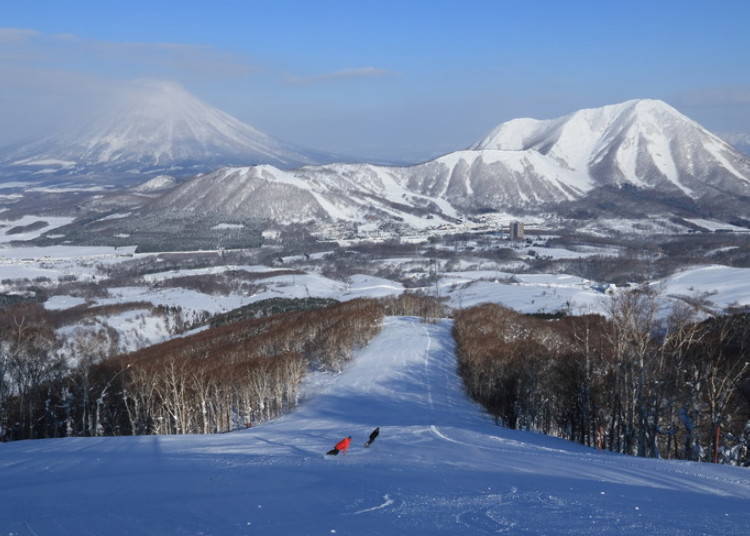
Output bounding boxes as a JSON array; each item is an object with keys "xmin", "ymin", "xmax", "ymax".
[{"xmin": 326, "ymin": 448, "xmax": 340, "ymax": 456}]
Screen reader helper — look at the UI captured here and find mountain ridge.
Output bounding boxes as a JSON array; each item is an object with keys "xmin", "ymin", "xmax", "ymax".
[{"xmin": 138, "ymin": 99, "xmax": 750, "ymax": 228}]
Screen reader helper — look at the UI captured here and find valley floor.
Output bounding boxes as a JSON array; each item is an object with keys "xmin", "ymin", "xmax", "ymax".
[{"xmin": 1, "ymin": 318, "xmax": 749, "ymax": 535}]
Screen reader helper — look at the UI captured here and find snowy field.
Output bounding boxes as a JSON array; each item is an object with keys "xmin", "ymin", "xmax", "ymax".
[
  {"xmin": 4, "ymin": 241, "xmax": 750, "ymax": 356},
  {"xmin": 579, "ymin": 217, "xmax": 750, "ymax": 236},
  {"xmin": 579, "ymin": 217, "xmax": 690, "ymax": 236},
  {"xmin": 0, "ymin": 215, "xmax": 74, "ymax": 243},
  {"xmin": 0, "ymin": 245, "xmax": 137, "ymax": 291},
  {"xmin": 438, "ymin": 271, "xmax": 608, "ymax": 314},
  {"xmin": 1, "ymin": 318, "xmax": 748, "ymax": 535},
  {"xmin": 656, "ymin": 264, "xmax": 750, "ymax": 311}
]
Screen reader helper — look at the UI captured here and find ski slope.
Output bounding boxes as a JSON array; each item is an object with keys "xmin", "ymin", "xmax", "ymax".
[{"xmin": 1, "ymin": 318, "xmax": 749, "ymax": 535}]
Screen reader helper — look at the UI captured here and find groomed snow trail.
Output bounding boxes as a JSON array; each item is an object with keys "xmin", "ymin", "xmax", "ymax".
[{"xmin": 1, "ymin": 317, "xmax": 749, "ymax": 535}]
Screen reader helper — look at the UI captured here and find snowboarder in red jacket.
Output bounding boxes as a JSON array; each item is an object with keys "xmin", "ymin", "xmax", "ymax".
[{"xmin": 326, "ymin": 436, "xmax": 352, "ymax": 456}]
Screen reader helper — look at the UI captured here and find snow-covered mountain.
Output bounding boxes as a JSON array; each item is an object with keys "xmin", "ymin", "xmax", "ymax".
[
  {"xmin": 149, "ymin": 162, "xmax": 464, "ymax": 228},
  {"xmin": 132, "ymin": 174, "xmax": 177, "ymax": 193},
  {"xmin": 141, "ymin": 99, "xmax": 750, "ymax": 228},
  {"xmin": 2, "ymin": 318, "xmax": 749, "ymax": 535},
  {"xmin": 1, "ymin": 81, "xmax": 326, "ymax": 181},
  {"xmin": 472, "ymin": 99, "xmax": 750, "ymax": 200}
]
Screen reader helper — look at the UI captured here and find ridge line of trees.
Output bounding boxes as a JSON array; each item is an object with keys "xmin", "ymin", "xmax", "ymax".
[
  {"xmin": 0, "ymin": 293, "xmax": 443, "ymax": 441},
  {"xmin": 0, "ymin": 298, "xmax": 386, "ymax": 440},
  {"xmin": 454, "ymin": 292, "xmax": 750, "ymax": 465}
]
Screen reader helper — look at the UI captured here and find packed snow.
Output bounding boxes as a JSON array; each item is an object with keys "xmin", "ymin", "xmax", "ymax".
[{"xmin": 1, "ymin": 318, "xmax": 748, "ymax": 535}]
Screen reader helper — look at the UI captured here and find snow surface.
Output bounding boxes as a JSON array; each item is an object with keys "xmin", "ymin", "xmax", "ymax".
[
  {"xmin": 96, "ymin": 286, "xmax": 254, "ymax": 317},
  {"xmin": 1, "ymin": 317, "xmax": 748, "ymax": 535},
  {"xmin": 438, "ymin": 271, "xmax": 607, "ymax": 314},
  {"xmin": 683, "ymin": 219, "xmax": 750, "ymax": 232},
  {"xmin": 133, "ymin": 174, "xmax": 177, "ymax": 192},
  {"xmin": 95, "ymin": 212, "xmax": 132, "ymax": 222},
  {"xmin": 0, "ymin": 245, "xmax": 135, "ymax": 291},
  {"xmin": 656, "ymin": 264, "xmax": 750, "ymax": 312},
  {"xmin": 44, "ymin": 295, "xmax": 87, "ymax": 310},
  {"xmin": 580, "ymin": 218, "xmax": 691, "ymax": 236},
  {"xmin": 0, "ymin": 215, "xmax": 74, "ymax": 243},
  {"xmin": 140, "ymin": 264, "xmax": 287, "ymax": 283},
  {"xmin": 211, "ymin": 223, "xmax": 245, "ymax": 230},
  {"xmin": 26, "ymin": 185, "xmax": 110, "ymax": 193},
  {"xmin": 90, "ymin": 273, "xmax": 405, "ymax": 326},
  {"xmin": 58, "ymin": 308, "xmax": 174, "ymax": 354}
]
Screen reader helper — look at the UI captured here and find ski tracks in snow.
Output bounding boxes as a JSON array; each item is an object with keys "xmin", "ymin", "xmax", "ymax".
[
  {"xmin": 352, "ymin": 494, "xmax": 395, "ymax": 515},
  {"xmin": 420, "ymin": 320, "xmax": 435, "ymax": 413},
  {"xmin": 420, "ymin": 319, "xmax": 457, "ymax": 447}
]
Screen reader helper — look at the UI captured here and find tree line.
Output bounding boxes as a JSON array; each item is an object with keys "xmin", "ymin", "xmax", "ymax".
[
  {"xmin": 0, "ymin": 298, "xmax": 385, "ymax": 441},
  {"xmin": 454, "ymin": 294, "xmax": 750, "ymax": 465}
]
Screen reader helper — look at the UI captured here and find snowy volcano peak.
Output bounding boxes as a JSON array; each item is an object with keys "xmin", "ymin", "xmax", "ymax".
[
  {"xmin": 4, "ymin": 80, "xmax": 323, "ymax": 180},
  {"xmin": 75, "ymin": 80, "xmax": 284, "ymax": 166},
  {"xmin": 472, "ymin": 98, "xmax": 750, "ymax": 198}
]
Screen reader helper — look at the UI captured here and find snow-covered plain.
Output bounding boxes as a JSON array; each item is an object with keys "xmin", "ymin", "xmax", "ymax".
[
  {"xmin": 1, "ymin": 317, "xmax": 748, "ymax": 535},
  {"xmin": 0, "ymin": 245, "xmax": 135, "ymax": 288},
  {"xmin": 438, "ymin": 271, "xmax": 608, "ymax": 314},
  {"xmin": 656, "ymin": 264, "xmax": 750, "ymax": 311},
  {"xmin": 0, "ymin": 215, "xmax": 74, "ymax": 243},
  {"xmin": 5, "ymin": 239, "xmax": 750, "ymax": 356}
]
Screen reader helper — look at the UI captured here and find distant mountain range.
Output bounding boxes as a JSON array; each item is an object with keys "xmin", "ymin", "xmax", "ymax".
[
  {"xmin": 5, "ymin": 90, "xmax": 750, "ymax": 233},
  {"xmin": 138, "ymin": 99, "xmax": 750, "ymax": 228},
  {"xmin": 0, "ymin": 81, "xmax": 333, "ymax": 182}
]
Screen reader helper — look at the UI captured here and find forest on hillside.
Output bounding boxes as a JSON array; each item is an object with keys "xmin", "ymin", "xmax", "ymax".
[
  {"xmin": 454, "ymin": 293, "xmax": 750, "ymax": 465},
  {"xmin": 0, "ymin": 294, "xmax": 440, "ymax": 441}
]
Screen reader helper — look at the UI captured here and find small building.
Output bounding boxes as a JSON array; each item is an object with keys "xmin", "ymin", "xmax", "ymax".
[{"xmin": 509, "ymin": 221, "xmax": 525, "ymax": 241}]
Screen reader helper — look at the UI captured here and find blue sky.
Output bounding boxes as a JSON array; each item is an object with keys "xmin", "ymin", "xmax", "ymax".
[{"xmin": 2, "ymin": 0, "xmax": 749, "ymax": 160}]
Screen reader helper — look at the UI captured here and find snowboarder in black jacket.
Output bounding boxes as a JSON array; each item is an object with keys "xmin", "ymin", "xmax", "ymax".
[{"xmin": 365, "ymin": 427, "xmax": 380, "ymax": 447}]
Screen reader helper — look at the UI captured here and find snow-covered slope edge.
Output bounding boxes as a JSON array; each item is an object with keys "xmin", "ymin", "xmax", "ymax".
[{"xmin": 1, "ymin": 318, "xmax": 748, "ymax": 535}]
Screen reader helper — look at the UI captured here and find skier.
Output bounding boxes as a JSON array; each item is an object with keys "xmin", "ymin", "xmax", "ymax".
[
  {"xmin": 364, "ymin": 427, "xmax": 380, "ymax": 447},
  {"xmin": 326, "ymin": 435, "xmax": 352, "ymax": 456}
]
